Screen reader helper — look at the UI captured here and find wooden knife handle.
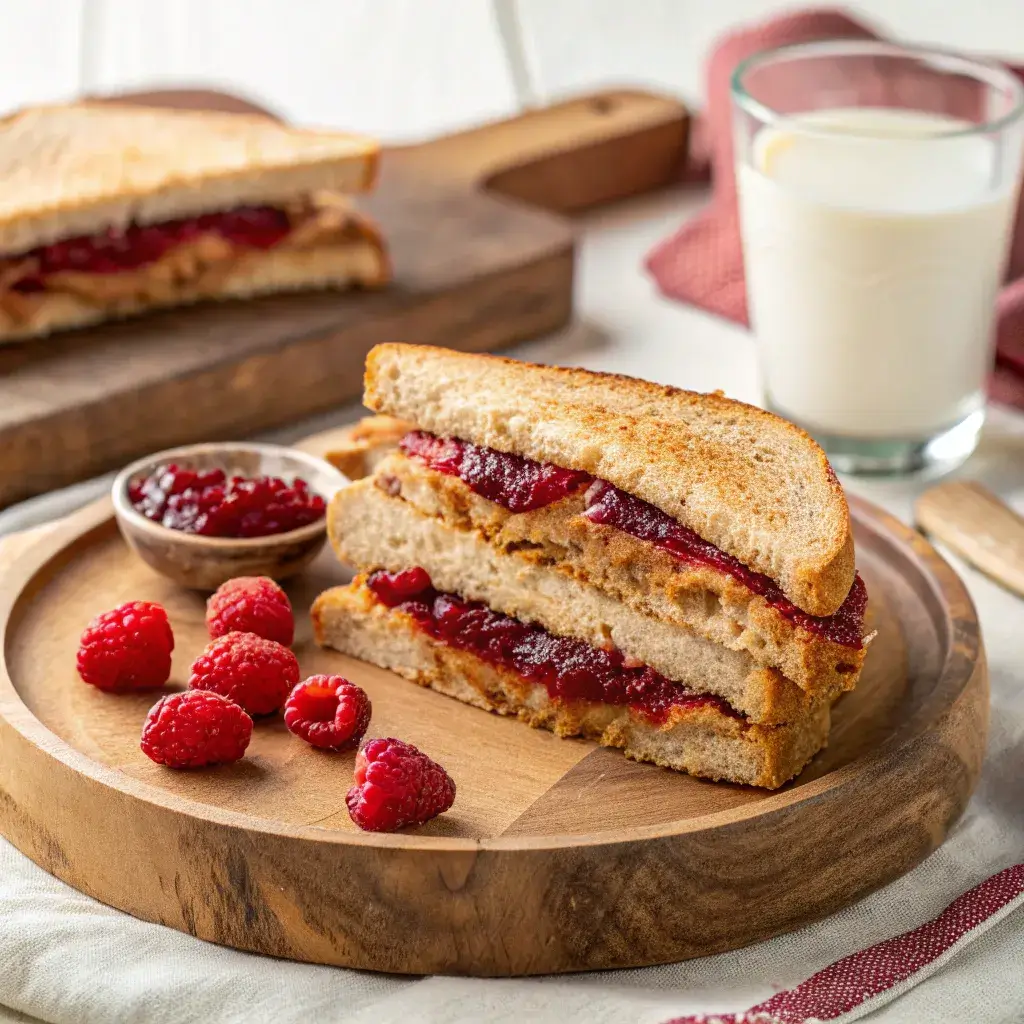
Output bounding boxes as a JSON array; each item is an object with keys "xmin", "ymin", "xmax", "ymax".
[{"xmin": 915, "ymin": 481, "xmax": 1024, "ymax": 597}]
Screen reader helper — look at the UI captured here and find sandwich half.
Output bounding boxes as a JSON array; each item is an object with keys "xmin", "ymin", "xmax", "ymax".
[
  {"xmin": 314, "ymin": 346, "xmax": 869, "ymax": 788},
  {"xmin": 314, "ymin": 572, "xmax": 831, "ymax": 790},
  {"xmin": 0, "ymin": 103, "xmax": 387, "ymax": 341}
]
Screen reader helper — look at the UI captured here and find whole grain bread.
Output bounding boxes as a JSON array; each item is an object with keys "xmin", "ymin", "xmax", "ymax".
[
  {"xmin": 312, "ymin": 578, "xmax": 831, "ymax": 789},
  {"xmin": 328, "ymin": 479, "xmax": 843, "ymax": 723},
  {"xmin": 0, "ymin": 103, "xmax": 379, "ymax": 254},
  {"xmin": 363, "ymin": 344, "xmax": 855, "ymax": 617}
]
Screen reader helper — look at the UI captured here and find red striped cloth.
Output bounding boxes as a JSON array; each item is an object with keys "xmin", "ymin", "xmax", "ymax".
[
  {"xmin": 645, "ymin": 8, "xmax": 1024, "ymax": 408},
  {"xmin": 664, "ymin": 863, "xmax": 1024, "ymax": 1024}
]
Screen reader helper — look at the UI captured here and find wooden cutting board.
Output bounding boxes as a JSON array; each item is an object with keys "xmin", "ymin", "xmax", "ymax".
[
  {"xmin": 0, "ymin": 88, "xmax": 688, "ymax": 508},
  {"xmin": 0, "ymin": 426, "xmax": 988, "ymax": 976}
]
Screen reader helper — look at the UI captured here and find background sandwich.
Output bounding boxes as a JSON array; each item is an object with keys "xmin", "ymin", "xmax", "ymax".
[{"xmin": 0, "ymin": 103, "xmax": 386, "ymax": 341}]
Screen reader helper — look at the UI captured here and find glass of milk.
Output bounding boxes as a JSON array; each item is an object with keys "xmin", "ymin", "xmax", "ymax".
[{"xmin": 733, "ymin": 41, "xmax": 1024, "ymax": 474}]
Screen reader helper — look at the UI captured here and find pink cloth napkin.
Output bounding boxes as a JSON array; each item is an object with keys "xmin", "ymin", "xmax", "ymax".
[{"xmin": 645, "ymin": 8, "xmax": 1024, "ymax": 409}]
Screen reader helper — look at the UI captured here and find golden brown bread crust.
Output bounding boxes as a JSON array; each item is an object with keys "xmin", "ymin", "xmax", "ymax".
[
  {"xmin": 370, "ymin": 452, "xmax": 865, "ymax": 695},
  {"xmin": 362, "ymin": 344, "xmax": 856, "ymax": 617},
  {"xmin": 312, "ymin": 578, "xmax": 831, "ymax": 789}
]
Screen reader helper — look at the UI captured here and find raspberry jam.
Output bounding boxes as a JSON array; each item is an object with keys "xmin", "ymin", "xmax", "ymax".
[
  {"xmin": 10, "ymin": 206, "xmax": 292, "ymax": 292},
  {"xmin": 584, "ymin": 482, "xmax": 867, "ymax": 648},
  {"xmin": 129, "ymin": 462, "xmax": 326, "ymax": 538},
  {"xmin": 399, "ymin": 430, "xmax": 592, "ymax": 513},
  {"xmin": 400, "ymin": 431, "xmax": 867, "ymax": 649},
  {"xmin": 366, "ymin": 568, "xmax": 734, "ymax": 724}
]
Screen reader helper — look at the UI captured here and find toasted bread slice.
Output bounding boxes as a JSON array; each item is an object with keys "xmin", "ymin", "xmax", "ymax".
[
  {"xmin": 363, "ymin": 344, "xmax": 855, "ymax": 617},
  {"xmin": 328, "ymin": 479, "xmax": 849, "ymax": 722},
  {"xmin": 0, "ymin": 103, "xmax": 379, "ymax": 254},
  {"xmin": 313, "ymin": 578, "xmax": 831, "ymax": 789}
]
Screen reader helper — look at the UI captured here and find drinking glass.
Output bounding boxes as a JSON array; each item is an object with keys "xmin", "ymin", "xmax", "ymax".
[{"xmin": 732, "ymin": 41, "xmax": 1024, "ymax": 475}]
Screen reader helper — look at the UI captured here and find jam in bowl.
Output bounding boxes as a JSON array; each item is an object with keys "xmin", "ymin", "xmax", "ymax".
[{"xmin": 112, "ymin": 443, "xmax": 347, "ymax": 590}]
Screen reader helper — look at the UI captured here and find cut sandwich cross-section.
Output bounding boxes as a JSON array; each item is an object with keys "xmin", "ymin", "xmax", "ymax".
[
  {"xmin": 345, "ymin": 436, "xmax": 868, "ymax": 695},
  {"xmin": 313, "ymin": 571, "xmax": 832, "ymax": 790},
  {"xmin": 327, "ymin": 476, "xmax": 845, "ymax": 725},
  {"xmin": 395, "ymin": 429, "xmax": 868, "ymax": 646},
  {"xmin": 315, "ymin": 346, "xmax": 870, "ymax": 790}
]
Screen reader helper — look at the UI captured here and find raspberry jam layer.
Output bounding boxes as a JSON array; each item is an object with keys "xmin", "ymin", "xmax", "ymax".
[
  {"xmin": 400, "ymin": 430, "xmax": 866, "ymax": 649},
  {"xmin": 399, "ymin": 431, "xmax": 592, "ymax": 513},
  {"xmin": 10, "ymin": 206, "xmax": 292, "ymax": 292},
  {"xmin": 366, "ymin": 567, "xmax": 735, "ymax": 725},
  {"xmin": 584, "ymin": 482, "xmax": 867, "ymax": 649}
]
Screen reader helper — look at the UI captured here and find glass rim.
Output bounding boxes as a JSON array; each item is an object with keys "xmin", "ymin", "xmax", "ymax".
[{"xmin": 731, "ymin": 39, "xmax": 1024, "ymax": 138}]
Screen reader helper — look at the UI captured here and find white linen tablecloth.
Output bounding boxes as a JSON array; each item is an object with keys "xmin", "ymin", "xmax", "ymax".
[{"xmin": 1, "ymin": 192, "xmax": 1022, "ymax": 1024}]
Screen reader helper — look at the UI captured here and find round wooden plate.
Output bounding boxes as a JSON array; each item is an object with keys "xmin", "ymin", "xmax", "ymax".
[{"xmin": 0, "ymin": 453, "xmax": 987, "ymax": 977}]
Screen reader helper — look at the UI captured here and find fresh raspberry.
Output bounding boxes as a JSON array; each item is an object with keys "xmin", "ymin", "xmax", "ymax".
[
  {"xmin": 284, "ymin": 675, "xmax": 371, "ymax": 751},
  {"xmin": 346, "ymin": 737, "xmax": 456, "ymax": 832},
  {"xmin": 140, "ymin": 690, "xmax": 252, "ymax": 768},
  {"xmin": 206, "ymin": 576, "xmax": 294, "ymax": 646},
  {"xmin": 76, "ymin": 601, "xmax": 174, "ymax": 692},
  {"xmin": 188, "ymin": 631, "xmax": 299, "ymax": 715}
]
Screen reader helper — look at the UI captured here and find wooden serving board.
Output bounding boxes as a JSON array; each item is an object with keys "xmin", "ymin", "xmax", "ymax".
[
  {"xmin": 0, "ymin": 427, "xmax": 987, "ymax": 976},
  {"xmin": 0, "ymin": 88, "xmax": 688, "ymax": 508}
]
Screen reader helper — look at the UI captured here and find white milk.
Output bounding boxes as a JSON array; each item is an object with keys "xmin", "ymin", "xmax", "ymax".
[{"xmin": 737, "ymin": 108, "xmax": 1017, "ymax": 438}]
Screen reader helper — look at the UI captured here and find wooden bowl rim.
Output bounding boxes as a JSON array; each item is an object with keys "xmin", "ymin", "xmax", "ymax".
[
  {"xmin": 0, "ymin": 493, "xmax": 981, "ymax": 854},
  {"xmin": 110, "ymin": 442, "xmax": 347, "ymax": 550}
]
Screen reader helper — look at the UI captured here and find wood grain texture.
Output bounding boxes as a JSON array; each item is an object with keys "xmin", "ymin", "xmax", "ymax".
[
  {"xmin": 916, "ymin": 480, "xmax": 1024, "ymax": 598},
  {"xmin": 0, "ymin": 87, "xmax": 689, "ymax": 508},
  {"xmin": 0, "ymin": 427, "xmax": 988, "ymax": 976}
]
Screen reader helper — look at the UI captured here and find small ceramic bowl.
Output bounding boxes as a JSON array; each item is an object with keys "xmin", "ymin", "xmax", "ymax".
[{"xmin": 111, "ymin": 442, "xmax": 348, "ymax": 591}]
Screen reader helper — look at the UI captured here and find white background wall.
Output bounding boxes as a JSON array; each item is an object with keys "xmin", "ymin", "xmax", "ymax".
[{"xmin": 4, "ymin": 0, "xmax": 1024, "ymax": 138}]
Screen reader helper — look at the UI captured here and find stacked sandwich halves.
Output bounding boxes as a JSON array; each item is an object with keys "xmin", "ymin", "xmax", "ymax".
[{"xmin": 313, "ymin": 345, "xmax": 870, "ymax": 789}]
